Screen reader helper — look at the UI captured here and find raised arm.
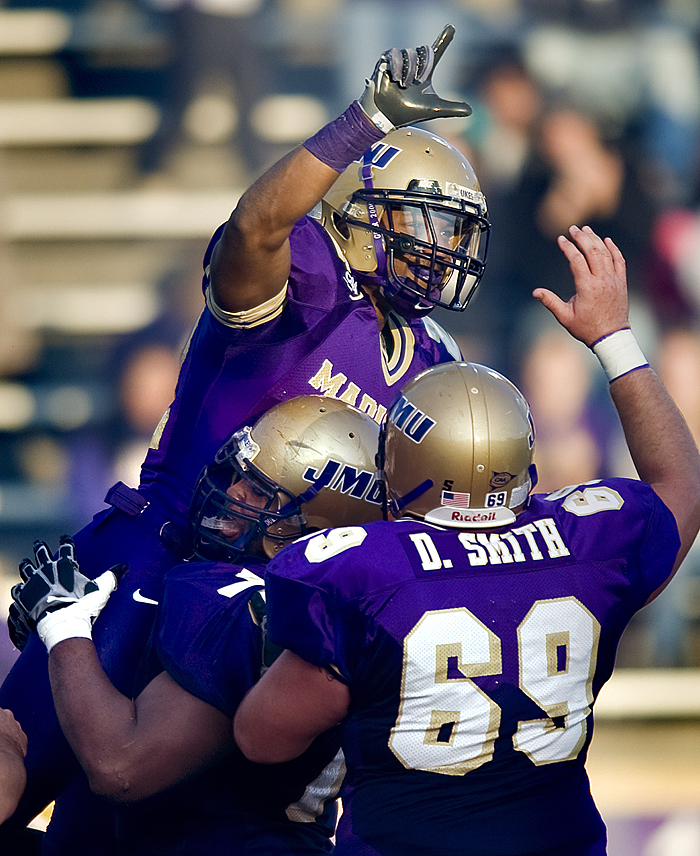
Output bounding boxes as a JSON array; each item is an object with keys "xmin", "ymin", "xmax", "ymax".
[
  {"xmin": 0, "ymin": 708, "xmax": 27, "ymax": 824},
  {"xmin": 534, "ymin": 225, "xmax": 700, "ymax": 589},
  {"xmin": 209, "ymin": 24, "xmax": 471, "ymax": 313}
]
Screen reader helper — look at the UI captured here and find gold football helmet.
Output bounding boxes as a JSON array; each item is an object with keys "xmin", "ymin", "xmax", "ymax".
[
  {"xmin": 190, "ymin": 396, "xmax": 383, "ymax": 561},
  {"xmin": 380, "ymin": 362, "xmax": 536, "ymax": 528},
  {"xmin": 321, "ymin": 126, "xmax": 490, "ymax": 316}
]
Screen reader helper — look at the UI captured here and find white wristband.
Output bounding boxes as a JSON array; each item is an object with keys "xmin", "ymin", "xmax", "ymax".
[
  {"xmin": 358, "ymin": 82, "xmax": 396, "ymax": 133},
  {"xmin": 591, "ymin": 328, "xmax": 649, "ymax": 382},
  {"xmin": 37, "ymin": 611, "xmax": 93, "ymax": 654},
  {"xmin": 36, "ymin": 569, "xmax": 119, "ymax": 653}
]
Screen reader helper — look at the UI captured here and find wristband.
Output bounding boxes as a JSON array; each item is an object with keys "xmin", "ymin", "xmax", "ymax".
[
  {"xmin": 36, "ymin": 569, "xmax": 119, "ymax": 653},
  {"xmin": 591, "ymin": 328, "xmax": 649, "ymax": 382},
  {"xmin": 37, "ymin": 610, "xmax": 93, "ymax": 654},
  {"xmin": 303, "ymin": 101, "xmax": 385, "ymax": 172}
]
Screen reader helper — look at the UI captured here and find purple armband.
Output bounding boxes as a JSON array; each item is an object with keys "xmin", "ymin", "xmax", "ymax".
[{"xmin": 303, "ymin": 101, "xmax": 385, "ymax": 172}]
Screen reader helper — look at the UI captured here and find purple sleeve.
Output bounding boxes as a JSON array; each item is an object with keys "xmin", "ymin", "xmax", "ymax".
[
  {"xmin": 266, "ymin": 573, "xmax": 350, "ymax": 682},
  {"xmin": 264, "ymin": 538, "xmax": 360, "ymax": 684},
  {"xmin": 636, "ymin": 484, "xmax": 681, "ymax": 593},
  {"xmin": 156, "ymin": 563, "xmax": 264, "ymax": 716}
]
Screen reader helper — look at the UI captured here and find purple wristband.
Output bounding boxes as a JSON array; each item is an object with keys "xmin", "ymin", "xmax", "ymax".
[{"xmin": 303, "ymin": 101, "xmax": 385, "ymax": 172}]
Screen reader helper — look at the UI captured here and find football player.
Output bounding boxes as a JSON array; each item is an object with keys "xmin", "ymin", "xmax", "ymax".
[
  {"xmin": 233, "ymin": 226, "xmax": 700, "ymax": 856},
  {"xmin": 0, "ymin": 24, "xmax": 490, "ymax": 851},
  {"xmin": 10, "ymin": 396, "xmax": 381, "ymax": 853}
]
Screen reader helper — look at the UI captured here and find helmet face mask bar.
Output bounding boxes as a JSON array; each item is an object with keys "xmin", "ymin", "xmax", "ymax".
[
  {"xmin": 347, "ymin": 186, "xmax": 490, "ymax": 313},
  {"xmin": 189, "ymin": 396, "xmax": 383, "ymax": 563},
  {"xmin": 189, "ymin": 426, "xmax": 306, "ymax": 563}
]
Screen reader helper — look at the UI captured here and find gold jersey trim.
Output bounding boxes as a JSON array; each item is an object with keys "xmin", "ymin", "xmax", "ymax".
[
  {"xmin": 205, "ymin": 283, "xmax": 287, "ymax": 330},
  {"xmin": 381, "ymin": 312, "xmax": 416, "ymax": 386}
]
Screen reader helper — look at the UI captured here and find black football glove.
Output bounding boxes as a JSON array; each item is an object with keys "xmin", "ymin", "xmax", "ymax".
[
  {"xmin": 359, "ymin": 24, "xmax": 472, "ymax": 131},
  {"xmin": 11, "ymin": 536, "xmax": 127, "ymax": 653},
  {"xmin": 8, "ymin": 602, "xmax": 31, "ymax": 652}
]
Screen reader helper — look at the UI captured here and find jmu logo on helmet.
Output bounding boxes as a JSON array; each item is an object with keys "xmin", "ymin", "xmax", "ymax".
[
  {"xmin": 303, "ymin": 459, "xmax": 383, "ymax": 505},
  {"xmin": 359, "ymin": 143, "xmax": 402, "ymax": 171},
  {"xmin": 390, "ymin": 396, "xmax": 436, "ymax": 443}
]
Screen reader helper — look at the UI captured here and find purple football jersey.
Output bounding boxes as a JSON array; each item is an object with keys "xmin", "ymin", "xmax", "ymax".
[
  {"xmin": 112, "ymin": 561, "xmax": 340, "ymax": 855},
  {"xmin": 264, "ymin": 478, "xmax": 680, "ymax": 856},
  {"xmin": 139, "ymin": 216, "xmax": 460, "ymax": 530}
]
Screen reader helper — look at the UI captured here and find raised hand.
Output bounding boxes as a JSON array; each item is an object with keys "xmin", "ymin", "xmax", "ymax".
[
  {"xmin": 533, "ymin": 225, "xmax": 630, "ymax": 347},
  {"xmin": 359, "ymin": 24, "xmax": 472, "ymax": 131},
  {"xmin": 11, "ymin": 536, "xmax": 127, "ymax": 652}
]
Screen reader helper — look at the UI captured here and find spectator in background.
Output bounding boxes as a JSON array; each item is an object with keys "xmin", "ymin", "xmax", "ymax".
[
  {"xmin": 518, "ymin": 327, "xmax": 613, "ymax": 493},
  {"xmin": 512, "ymin": 105, "xmax": 659, "ymax": 318},
  {"xmin": 136, "ymin": 0, "xmax": 275, "ymax": 182},
  {"xmin": 439, "ymin": 53, "xmax": 546, "ymax": 374},
  {"xmin": 520, "ymin": 0, "xmax": 700, "ymax": 207},
  {"xmin": 67, "ymin": 262, "xmax": 203, "ymax": 522}
]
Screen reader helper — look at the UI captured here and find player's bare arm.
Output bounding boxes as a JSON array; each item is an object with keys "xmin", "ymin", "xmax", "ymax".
[
  {"xmin": 536, "ymin": 225, "xmax": 700, "ymax": 587},
  {"xmin": 11, "ymin": 539, "xmax": 234, "ymax": 803},
  {"xmin": 49, "ymin": 641, "xmax": 234, "ymax": 803},
  {"xmin": 210, "ymin": 24, "xmax": 471, "ymax": 314},
  {"xmin": 0, "ymin": 708, "xmax": 27, "ymax": 824},
  {"xmin": 234, "ymin": 650, "xmax": 350, "ymax": 765},
  {"xmin": 210, "ymin": 149, "xmax": 342, "ymax": 313}
]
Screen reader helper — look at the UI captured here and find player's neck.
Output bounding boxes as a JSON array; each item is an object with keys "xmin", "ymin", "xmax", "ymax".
[{"xmin": 361, "ymin": 283, "xmax": 389, "ymax": 328}]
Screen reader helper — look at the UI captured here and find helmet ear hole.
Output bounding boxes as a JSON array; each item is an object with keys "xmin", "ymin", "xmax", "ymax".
[{"xmin": 333, "ymin": 213, "xmax": 351, "ymax": 239}]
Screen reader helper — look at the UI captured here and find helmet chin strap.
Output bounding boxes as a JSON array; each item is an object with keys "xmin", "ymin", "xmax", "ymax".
[
  {"xmin": 360, "ymin": 155, "xmax": 388, "ymax": 284},
  {"xmin": 391, "ymin": 479, "xmax": 433, "ymax": 514},
  {"xmin": 357, "ymin": 157, "xmax": 436, "ymax": 318}
]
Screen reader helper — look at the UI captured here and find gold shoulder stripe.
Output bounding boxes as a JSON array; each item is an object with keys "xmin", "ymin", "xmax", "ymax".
[{"xmin": 205, "ymin": 283, "xmax": 287, "ymax": 329}]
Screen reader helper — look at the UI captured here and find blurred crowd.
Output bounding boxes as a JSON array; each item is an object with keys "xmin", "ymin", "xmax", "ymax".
[{"xmin": 1, "ymin": 0, "xmax": 700, "ymax": 675}]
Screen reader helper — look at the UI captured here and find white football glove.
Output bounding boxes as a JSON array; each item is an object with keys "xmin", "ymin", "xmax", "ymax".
[{"xmin": 11, "ymin": 536, "xmax": 127, "ymax": 653}]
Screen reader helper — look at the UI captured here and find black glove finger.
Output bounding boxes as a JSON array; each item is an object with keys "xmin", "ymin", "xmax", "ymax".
[
  {"xmin": 56, "ymin": 556, "xmax": 77, "ymax": 592},
  {"xmin": 8, "ymin": 603, "xmax": 31, "ymax": 651},
  {"xmin": 56, "ymin": 545, "xmax": 80, "ymax": 590},
  {"xmin": 431, "ymin": 23, "xmax": 455, "ymax": 64},
  {"xmin": 384, "ymin": 47, "xmax": 405, "ymax": 85},
  {"xmin": 32, "ymin": 541, "xmax": 56, "ymax": 583},
  {"xmin": 14, "ymin": 573, "xmax": 51, "ymax": 614},
  {"xmin": 18, "ymin": 558, "xmax": 36, "ymax": 583},
  {"xmin": 57, "ymin": 536, "xmax": 78, "ymax": 588},
  {"xmin": 401, "ymin": 48, "xmax": 418, "ymax": 88},
  {"xmin": 10, "ymin": 582, "xmax": 25, "ymax": 608},
  {"xmin": 108, "ymin": 563, "xmax": 129, "ymax": 586},
  {"xmin": 413, "ymin": 45, "xmax": 433, "ymax": 85},
  {"xmin": 58, "ymin": 537, "xmax": 77, "ymax": 565}
]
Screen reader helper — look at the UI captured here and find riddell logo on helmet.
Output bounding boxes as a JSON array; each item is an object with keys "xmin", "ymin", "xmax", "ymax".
[{"xmin": 450, "ymin": 510, "xmax": 498, "ymax": 523}]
